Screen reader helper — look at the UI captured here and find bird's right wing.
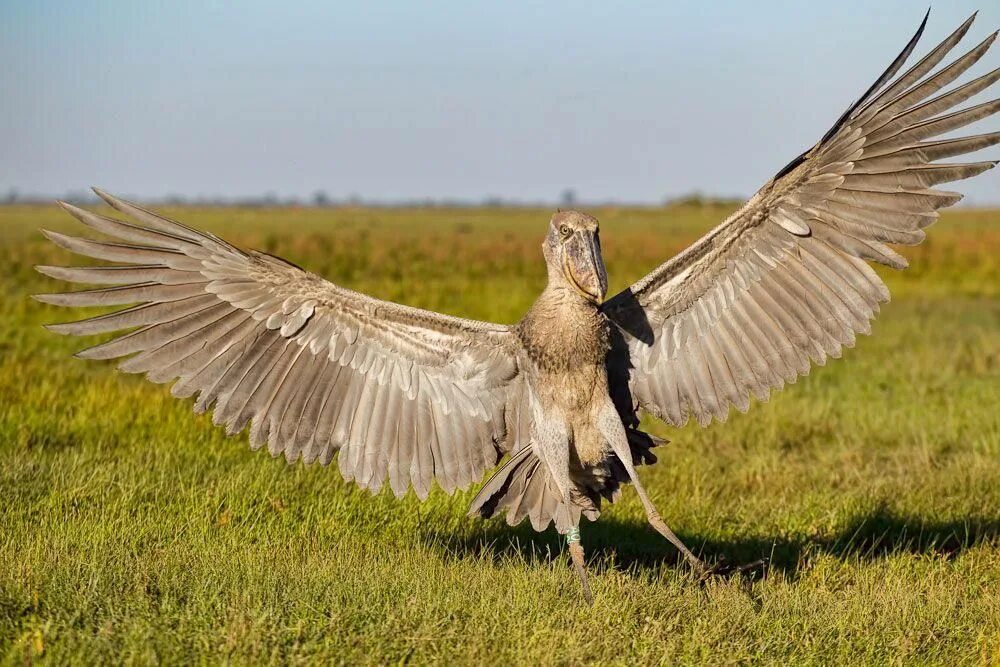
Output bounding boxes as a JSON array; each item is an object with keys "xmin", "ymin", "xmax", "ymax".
[{"xmin": 36, "ymin": 190, "xmax": 531, "ymax": 499}]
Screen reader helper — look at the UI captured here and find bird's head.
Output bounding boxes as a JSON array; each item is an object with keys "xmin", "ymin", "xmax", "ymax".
[{"xmin": 543, "ymin": 210, "xmax": 608, "ymax": 304}]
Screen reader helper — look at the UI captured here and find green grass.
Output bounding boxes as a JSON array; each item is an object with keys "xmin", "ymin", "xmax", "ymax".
[{"xmin": 1, "ymin": 203, "xmax": 999, "ymax": 665}]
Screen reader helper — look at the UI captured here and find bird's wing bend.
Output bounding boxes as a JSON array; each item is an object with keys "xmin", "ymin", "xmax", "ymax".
[
  {"xmin": 602, "ymin": 12, "xmax": 999, "ymax": 428},
  {"xmin": 36, "ymin": 190, "xmax": 528, "ymax": 499}
]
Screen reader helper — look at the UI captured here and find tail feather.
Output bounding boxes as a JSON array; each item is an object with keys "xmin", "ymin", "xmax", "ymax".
[
  {"xmin": 468, "ymin": 446, "xmax": 590, "ymax": 533},
  {"xmin": 469, "ymin": 427, "xmax": 665, "ymax": 533}
]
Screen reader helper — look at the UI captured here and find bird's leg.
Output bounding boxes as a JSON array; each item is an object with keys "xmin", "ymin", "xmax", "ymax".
[
  {"xmin": 532, "ymin": 402, "xmax": 596, "ymax": 602},
  {"xmin": 613, "ymin": 464, "xmax": 767, "ymax": 579},
  {"xmin": 565, "ymin": 525, "xmax": 593, "ymax": 605},
  {"xmin": 627, "ymin": 474, "xmax": 707, "ymax": 575},
  {"xmin": 596, "ymin": 404, "xmax": 707, "ymax": 575}
]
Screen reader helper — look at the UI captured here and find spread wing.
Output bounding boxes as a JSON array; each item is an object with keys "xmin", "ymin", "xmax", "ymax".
[
  {"xmin": 36, "ymin": 190, "xmax": 529, "ymax": 499},
  {"xmin": 603, "ymin": 12, "xmax": 999, "ymax": 428}
]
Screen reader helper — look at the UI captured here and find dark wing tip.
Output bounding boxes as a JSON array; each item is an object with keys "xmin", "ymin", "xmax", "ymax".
[
  {"xmin": 832, "ymin": 8, "xmax": 931, "ymax": 132},
  {"xmin": 773, "ymin": 8, "xmax": 940, "ymax": 183}
]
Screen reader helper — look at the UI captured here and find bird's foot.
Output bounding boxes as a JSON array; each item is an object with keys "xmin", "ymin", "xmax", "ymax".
[{"xmin": 693, "ymin": 556, "xmax": 769, "ymax": 583}]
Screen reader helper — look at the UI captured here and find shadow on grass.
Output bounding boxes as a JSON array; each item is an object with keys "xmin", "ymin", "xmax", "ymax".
[{"xmin": 419, "ymin": 506, "xmax": 1000, "ymax": 580}]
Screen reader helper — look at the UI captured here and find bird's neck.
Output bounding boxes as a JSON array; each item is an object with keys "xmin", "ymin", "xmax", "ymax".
[{"xmin": 516, "ymin": 283, "xmax": 608, "ymax": 371}]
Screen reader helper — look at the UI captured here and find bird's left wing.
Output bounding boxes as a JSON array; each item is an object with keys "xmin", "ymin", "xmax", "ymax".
[
  {"xmin": 36, "ymin": 190, "xmax": 529, "ymax": 499},
  {"xmin": 602, "ymin": 12, "xmax": 999, "ymax": 427}
]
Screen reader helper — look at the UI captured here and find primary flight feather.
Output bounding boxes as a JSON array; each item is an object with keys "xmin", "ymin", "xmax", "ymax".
[{"xmin": 36, "ymin": 12, "xmax": 1000, "ymax": 603}]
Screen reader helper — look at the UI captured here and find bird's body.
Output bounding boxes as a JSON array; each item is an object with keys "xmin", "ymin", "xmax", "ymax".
[
  {"xmin": 34, "ymin": 12, "xmax": 1000, "ymax": 602},
  {"xmin": 517, "ymin": 280, "xmax": 611, "ymax": 461}
]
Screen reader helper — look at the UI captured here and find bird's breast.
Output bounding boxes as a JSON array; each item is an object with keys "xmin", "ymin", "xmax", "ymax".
[
  {"xmin": 515, "ymin": 298, "xmax": 610, "ymax": 373},
  {"xmin": 516, "ymin": 293, "xmax": 613, "ymax": 452}
]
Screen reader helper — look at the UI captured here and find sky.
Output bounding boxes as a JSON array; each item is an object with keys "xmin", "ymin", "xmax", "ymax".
[{"xmin": 2, "ymin": 1, "xmax": 999, "ymax": 204}]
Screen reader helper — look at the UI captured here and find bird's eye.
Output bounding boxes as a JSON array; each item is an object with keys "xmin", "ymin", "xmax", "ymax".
[{"xmin": 559, "ymin": 224, "xmax": 571, "ymax": 237}]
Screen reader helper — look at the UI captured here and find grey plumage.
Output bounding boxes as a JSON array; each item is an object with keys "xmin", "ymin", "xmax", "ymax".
[
  {"xmin": 603, "ymin": 11, "xmax": 999, "ymax": 432},
  {"xmin": 35, "ymin": 12, "xmax": 999, "ymax": 602},
  {"xmin": 39, "ymin": 188, "xmax": 524, "ymax": 504}
]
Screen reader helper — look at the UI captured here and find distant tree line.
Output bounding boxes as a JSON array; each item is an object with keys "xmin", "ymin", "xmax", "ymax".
[{"xmin": 0, "ymin": 187, "xmax": 744, "ymax": 209}]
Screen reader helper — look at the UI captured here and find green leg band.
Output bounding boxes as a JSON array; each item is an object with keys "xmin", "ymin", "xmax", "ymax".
[{"xmin": 565, "ymin": 526, "xmax": 581, "ymax": 545}]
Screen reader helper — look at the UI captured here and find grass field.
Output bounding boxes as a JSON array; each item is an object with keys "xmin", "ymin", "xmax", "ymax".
[{"xmin": 1, "ymin": 202, "xmax": 999, "ymax": 665}]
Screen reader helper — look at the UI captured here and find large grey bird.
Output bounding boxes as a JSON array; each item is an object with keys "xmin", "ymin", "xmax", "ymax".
[{"xmin": 35, "ymin": 13, "xmax": 1000, "ymax": 603}]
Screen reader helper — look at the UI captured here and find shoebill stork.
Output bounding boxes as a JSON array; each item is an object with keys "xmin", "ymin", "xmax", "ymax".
[{"xmin": 35, "ymin": 12, "xmax": 1000, "ymax": 603}]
